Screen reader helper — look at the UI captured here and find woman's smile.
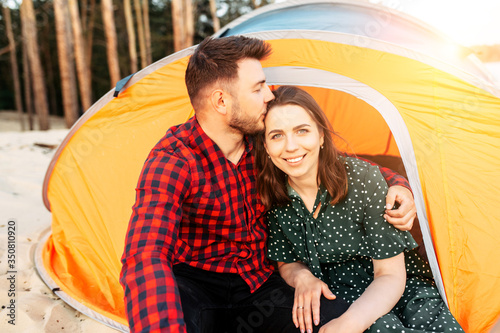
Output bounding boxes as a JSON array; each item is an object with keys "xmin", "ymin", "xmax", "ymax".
[{"xmin": 264, "ymin": 104, "xmax": 324, "ymax": 184}]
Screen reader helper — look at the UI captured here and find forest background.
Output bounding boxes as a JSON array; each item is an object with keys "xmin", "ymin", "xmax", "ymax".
[
  {"xmin": 0, "ymin": 0, "xmax": 274, "ymax": 131},
  {"xmin": 1, "ymin": 0, "xmax": 499, "ymax": 132}
]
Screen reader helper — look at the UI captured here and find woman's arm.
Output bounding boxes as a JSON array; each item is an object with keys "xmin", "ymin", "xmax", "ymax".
[
  {"xmin": 354, "ymin": 155, "xmax": 416, "ymax": 231},
  {"xmin": 320, "ymin": 253, "xmax": 406, "ymax": 333},
  {"xmin": 278, "ymin": 261, "xmax": 337, "ymax": 332}
]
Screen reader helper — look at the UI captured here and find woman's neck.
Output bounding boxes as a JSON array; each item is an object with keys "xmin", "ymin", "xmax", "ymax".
[{"xmin": 288, "ymin": 176, "xmax": 319, "ymax": 213}]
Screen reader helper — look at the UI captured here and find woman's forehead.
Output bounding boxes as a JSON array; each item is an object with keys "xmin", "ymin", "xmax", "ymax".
[{"xmin": 266, "ymin": 104, "xmax": 314, "ymax": 126}]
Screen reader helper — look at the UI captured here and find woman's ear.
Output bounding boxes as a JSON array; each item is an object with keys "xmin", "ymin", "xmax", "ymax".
[
  {"xmin": 210, "ymin": 89, "xmax": 227, "ymax": 115},
  {"xmin": 320, "ymin": 132, "xmax": 325, "ymax": 147}
]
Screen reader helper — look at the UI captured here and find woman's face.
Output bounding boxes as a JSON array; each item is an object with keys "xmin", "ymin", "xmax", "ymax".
[{"xmin": 264, "ymin": 104, "xmax": 324, "ymax": 184}]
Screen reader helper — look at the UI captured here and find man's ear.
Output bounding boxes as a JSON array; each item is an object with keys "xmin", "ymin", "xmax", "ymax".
[{"xmin": 210, "ymin": 89, "xmax": 228, "ymax": 115}]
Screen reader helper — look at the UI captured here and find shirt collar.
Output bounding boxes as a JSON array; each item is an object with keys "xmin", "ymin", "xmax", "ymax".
[
  {"xmin": 190, "ymin": 116, "xmax": 253, "ymax": 163},
  {"xmin": 287, "ymin": 182, "xmax": 330, "ymax": 207}
]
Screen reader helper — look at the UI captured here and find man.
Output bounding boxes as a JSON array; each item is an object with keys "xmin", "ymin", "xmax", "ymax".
[{"xmin": 120, "ymin": 36, "xmax": 416, "ymax": 333}]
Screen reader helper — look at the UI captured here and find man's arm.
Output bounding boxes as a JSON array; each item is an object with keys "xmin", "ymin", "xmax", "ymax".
[
  {"xmin": 120, "ymin": 153, "xmax": 190, "ymax": 333},
  {"xmin": 357, "ymin": 157, "xmax": 416, "ymax": 231}
]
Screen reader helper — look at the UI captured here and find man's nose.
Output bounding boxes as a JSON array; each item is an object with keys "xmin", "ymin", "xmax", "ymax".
[{"xmin": 264, "ymin": 84, "xmax": 274, "ymax": 103}]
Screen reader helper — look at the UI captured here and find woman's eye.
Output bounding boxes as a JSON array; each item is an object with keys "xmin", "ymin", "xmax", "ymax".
[
  {"xmin": 271, "ymin": 133, "xmax": 283, "ymax": 140},
  {"xmin": 297, "ymin": 129, "xmax": 308, "ymax": 134}
]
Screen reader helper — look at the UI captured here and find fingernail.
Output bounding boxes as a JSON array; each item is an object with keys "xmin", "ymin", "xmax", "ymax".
[
  {"xmin": 307, "ymin": 329, "xmax": 312, "ymax": 333},
  {"xmin": 314, "ymin": 319, "xmax": 319, "ymax": 325},
  {"xmin": 300, "ymin": 329, "xmax": 305, "ymax": 333}
]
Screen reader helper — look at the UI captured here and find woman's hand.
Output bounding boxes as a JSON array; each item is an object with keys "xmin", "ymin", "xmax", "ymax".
[
  {"xmin": 277, "ymin": 261, "xmax": 336, "ymax": 333},
  {"xmin": 293, "ymin": 271, "xmax": 336, "ymax": 333}
]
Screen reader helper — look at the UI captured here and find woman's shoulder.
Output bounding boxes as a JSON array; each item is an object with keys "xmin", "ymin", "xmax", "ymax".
[
  {"xmin": 267, "ymin": 202, "xmax": 294, "ymax": 218},
  {"xmin": 344, "ymin": 156, "xmax": 380, "ymax": 177}
]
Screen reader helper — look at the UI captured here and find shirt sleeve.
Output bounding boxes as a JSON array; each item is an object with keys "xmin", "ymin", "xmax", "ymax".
[
  {"xmin": 352, "ymin": 154, "xmax": 412, "ymax": 193},
  {"xmin": 120, "ymin": 150, "xmax": 191, "ymax": 333},
  {"xmin": 358, "ymin": 164, "xmax": 418, "ymax": 259}
]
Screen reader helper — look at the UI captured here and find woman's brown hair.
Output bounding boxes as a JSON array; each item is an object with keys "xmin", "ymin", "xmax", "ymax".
[{"xmin": 255, "ymin": 86, "xmax": 348, "ymax": 210}]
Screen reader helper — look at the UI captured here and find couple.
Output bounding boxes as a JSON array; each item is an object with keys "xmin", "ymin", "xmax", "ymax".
[{"xmin": 120, "ymin": 36, "xmax": 463, "ymax": 332}]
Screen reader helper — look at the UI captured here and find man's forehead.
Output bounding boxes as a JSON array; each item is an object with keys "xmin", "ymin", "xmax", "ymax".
[{"xmin": 237, "ymin": 58, "xmax": 265, "ymax": 79}]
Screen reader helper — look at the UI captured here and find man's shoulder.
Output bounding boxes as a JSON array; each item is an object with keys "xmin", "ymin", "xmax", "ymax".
[{"xmin": 151, "ymin": 119, "xmax": 197, "ymax": 159}]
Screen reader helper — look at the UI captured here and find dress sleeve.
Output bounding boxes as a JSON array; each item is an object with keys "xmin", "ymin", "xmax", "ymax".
[
  {"xmin": 120, "ymin": 150, "xmax": 191, "ymax": 333},
  {"xmin": 266, "ymin": 210, "xmax": 299, "ymax": 263},
  {"xmin": 358, "ymin": 164, "xmax": 418, "ymax": 259}
]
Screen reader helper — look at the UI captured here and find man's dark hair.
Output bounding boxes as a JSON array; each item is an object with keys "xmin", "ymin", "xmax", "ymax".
[{"xmin": 185, "ymin": 36, "xmax": 272, "ymax": 110}]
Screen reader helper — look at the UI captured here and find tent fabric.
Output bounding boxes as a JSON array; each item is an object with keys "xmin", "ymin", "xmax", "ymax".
[
  {"xmin": 215, "ymin": 0, "xmax": 495, "ymax": 85},
  {"xmin": 38, "ymin": 1, "xmax": 500, "ymax": 332}
]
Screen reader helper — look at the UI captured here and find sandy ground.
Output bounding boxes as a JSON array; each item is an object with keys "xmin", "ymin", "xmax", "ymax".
[{"xmin": 0, "ymin": 111, "xmax": 118, "ymax": 332}]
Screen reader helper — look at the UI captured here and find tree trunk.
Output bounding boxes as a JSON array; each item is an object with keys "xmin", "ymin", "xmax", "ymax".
[
  {"xmin": 101, "ymin": 0, "xmax": 121, "ymax": 87},
  {"xmin": 142, "ymin": 0, "xmax": 152, "ymax": 64},
  {"xmin": 85, "ymin": 0, "xmax": 96, "ymax": 76},
  {"xmin": 20, "ymin": 0, "xmax": 50, "ymax": 130},
  {"xmin": 69, "ymin": 0, "xmax": 93, "ymax": 112},
  {"xmin": 172, "ymin": 0, "xmax": 194, "ymax": 52},
  {"xmin": 22, "ymin": 39, "xmax": 34, "ymax": 131},
  {"xmin": 53, "ymin": 0, "xmax": 79, "ymax": 127},
  {"xmin": 185, "ymin": 0, "xmax": 194, "ymax": 48},
  {"xmin": 209, "ymin": 0, "xmax": 220, "ymax": 32},
  {"xmin": 133, "ymin": 0, "xmax": 147, "ymax": 68},
  {"xmin": 171, "ymin": 0, "xmax": 184, "ymax": 52},
  {"xmin": 81, "ymin": 0, "xmax": 88, "ymax": 31},
  {"xmin": 2, "ymin": 5, "xmax": 24, "ymax": 130},
  {"xmin": 124, "ymin": 0, "xmax": 138, "ymax": 73}
]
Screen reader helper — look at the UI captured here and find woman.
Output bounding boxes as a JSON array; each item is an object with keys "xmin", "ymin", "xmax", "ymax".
[{"xmin": 255, "ymin": 86, "xmax": 463, "ymax": 333}]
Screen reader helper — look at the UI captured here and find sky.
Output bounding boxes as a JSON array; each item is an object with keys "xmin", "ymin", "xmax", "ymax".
[
  {"xmin": 271, "ymin": 0, "xmax": 500, "ymax": 46},
  {"xmin": 369, "ymin": 0, "xmax": 500, "ymax": 46}
]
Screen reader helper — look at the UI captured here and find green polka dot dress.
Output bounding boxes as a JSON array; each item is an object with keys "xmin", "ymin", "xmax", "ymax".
[{"xmin": 267, "ymin": 157, "xmax": 463, "ymax": 332}]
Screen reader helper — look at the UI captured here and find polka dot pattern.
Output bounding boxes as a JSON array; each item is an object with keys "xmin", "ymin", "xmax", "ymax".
[{"xmin": 267, "ymin": 157, "xmax": 464, "ymax": 332}]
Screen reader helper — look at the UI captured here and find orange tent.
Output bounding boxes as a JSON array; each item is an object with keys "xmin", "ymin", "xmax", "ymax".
[{"xmin": 36, "ymin": 1, "xmax": 500, "ymax": 331}]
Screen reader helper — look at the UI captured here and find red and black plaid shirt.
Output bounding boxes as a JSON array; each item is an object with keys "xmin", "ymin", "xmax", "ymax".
[
  {"xmin": 120, "ymin": 117, "xmax": 272, "ymax": 332},
  {"xmin": 120, "ymin": 116, "xmax": 411, "ymax": 333}
]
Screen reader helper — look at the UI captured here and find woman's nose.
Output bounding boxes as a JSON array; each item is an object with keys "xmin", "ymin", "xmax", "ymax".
[{"xmin": 285, "ymin": 136, "xmax": 298, "ymax": 151}]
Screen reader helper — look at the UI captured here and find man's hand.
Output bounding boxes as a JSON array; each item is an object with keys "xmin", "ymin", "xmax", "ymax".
[{"xmin": 384, "ymin": 185, "xmax": 416, "ymax": 231}]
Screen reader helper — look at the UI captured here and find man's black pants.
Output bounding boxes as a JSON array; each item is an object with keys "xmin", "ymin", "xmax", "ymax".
[{"xmin": 173, "ymin": 263, "xmax": 350, "ymax": 333}]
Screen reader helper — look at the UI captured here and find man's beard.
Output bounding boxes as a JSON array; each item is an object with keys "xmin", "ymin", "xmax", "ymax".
[{"xmin": 228, "ymin": 99, "xmax": 265, "ymax": 135}]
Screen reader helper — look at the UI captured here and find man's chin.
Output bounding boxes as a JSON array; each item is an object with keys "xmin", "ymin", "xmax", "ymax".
[{"xmin": 247, "ymin": 122, "xmax": 265, "ymax": 136}]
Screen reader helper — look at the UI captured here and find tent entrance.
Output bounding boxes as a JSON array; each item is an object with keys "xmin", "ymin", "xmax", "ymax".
[{"xmin": 265, "ymin": 67, "xmax": 445, "ymax": 304}]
